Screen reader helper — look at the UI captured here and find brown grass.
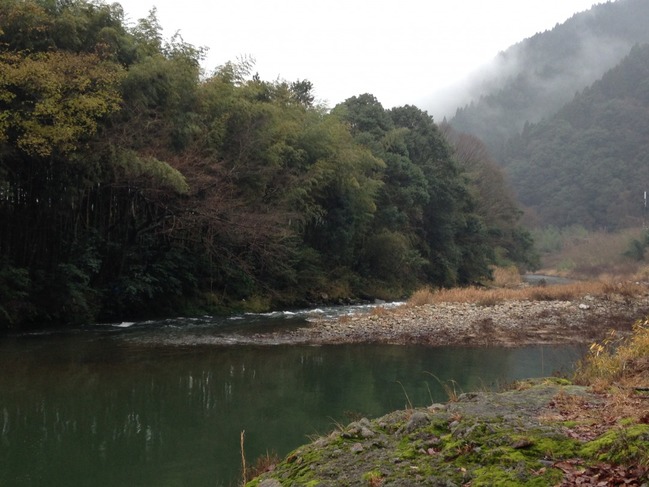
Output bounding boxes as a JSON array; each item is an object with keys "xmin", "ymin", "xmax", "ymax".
[
  {"xmin": 405, "ymin": 280, "xmax": 643, "ymax": 307},
  {"xmin": 574, "ymin": 318, "xmax": 649, "ymax": 391},
  {"xmin": 491, "ymin": 265, "xmax": 523, "ymax": 288},
  {"xmin": 370, "ymin": 306, "xmax": 389, "ymax": 316},
  {"xmin": 243, "ymin": 451, "xmax": 281, "ymax": 483},
  {"xmin": 407, "ymin": 286, "xmax": 436, "ymax": 307}
]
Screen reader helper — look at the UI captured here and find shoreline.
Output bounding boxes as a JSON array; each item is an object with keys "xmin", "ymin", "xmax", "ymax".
[{"xmin": 246, "ymin": 293, "xmax": 649, "ymax": 347}]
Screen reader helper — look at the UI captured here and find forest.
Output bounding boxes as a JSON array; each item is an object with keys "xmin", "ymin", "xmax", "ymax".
[
  {"xmin": 0, "ymin": 0, "xmax": 537, "ymax": 330},
  {"xmin": 449, "ymin": 0, "xmax": 649, "ymax": 161},
  {"xmin": 504, "ymin": 43, "xmax": 649, "ymax": 229},
  {"xmin": 445, "ymin": 0, "xmax": 649, "ymax": 232}
]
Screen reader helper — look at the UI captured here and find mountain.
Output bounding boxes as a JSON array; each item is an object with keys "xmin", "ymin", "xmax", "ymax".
[
  {"xmin": 503, "ymin": 43, "xmax": 649, "ymax": 229},
  {"xmin": 446, "ymin": 0, "xmax": 649, "ymax": 160}
]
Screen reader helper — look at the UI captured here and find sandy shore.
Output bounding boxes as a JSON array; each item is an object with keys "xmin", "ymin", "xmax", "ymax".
[{"xmin": 246, "ymin": 293, "xmax": 649, "ymax": 347}]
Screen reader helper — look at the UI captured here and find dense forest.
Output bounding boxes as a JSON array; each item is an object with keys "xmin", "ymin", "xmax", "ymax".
[
  {"xmin": 503, "ymin": 43, "xmax": 649, "ymax": 230},
  {"xmin": 0, "ymin": 0, "xmax": 536, "ymax": 329},
  {"xmin": 449, "ymin": 0, "xmax": 649, "ymax": 160}
]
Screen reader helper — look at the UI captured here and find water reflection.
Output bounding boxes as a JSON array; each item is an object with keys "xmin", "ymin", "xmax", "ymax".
[{"xmin": 0, "ymin": 335, "xmax": 585, "ymax": 486}]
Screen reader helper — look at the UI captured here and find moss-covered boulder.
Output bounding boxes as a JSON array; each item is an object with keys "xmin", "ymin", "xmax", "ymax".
[{"xmin": 247, "ymin": 379, "xmax": 648, "ymax": 486}]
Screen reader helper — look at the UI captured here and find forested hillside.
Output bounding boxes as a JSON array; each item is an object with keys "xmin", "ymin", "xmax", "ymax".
[
  {"xmin": 0, "ymin": 0, "xmax": 535, "ymax": 329},
  {"xmin": 504, "ymin": 44, "xmax": 649, "ymax": 229},
  {"xmin": 449, "ymin": 0, "xmax": 649, "ymax": 159}
]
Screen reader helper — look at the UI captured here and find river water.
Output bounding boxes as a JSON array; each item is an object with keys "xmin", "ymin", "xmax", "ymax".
[{"xmin": 0, "ymin": 306, "xmax": 586, "ymax": 486}]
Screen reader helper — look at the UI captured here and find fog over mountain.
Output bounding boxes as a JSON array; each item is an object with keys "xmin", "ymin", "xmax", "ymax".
[
  {"xmin": 424, "ymin": 0, "xmax": 649, "ymax": 158},
  {"xmin": 502, "ymin": 43, "xmax": 649, "ymax": 230}
]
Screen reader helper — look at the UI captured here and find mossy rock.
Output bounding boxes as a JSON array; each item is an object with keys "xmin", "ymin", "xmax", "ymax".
[{"xmin": 248, "ymin": 382, "xmax": 646, "ymax": 486}]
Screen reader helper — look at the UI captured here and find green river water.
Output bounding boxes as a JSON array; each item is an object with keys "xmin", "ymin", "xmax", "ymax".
[{"xmin": 0, "ymin": 310, "xmax": 586, "ymax": 486}]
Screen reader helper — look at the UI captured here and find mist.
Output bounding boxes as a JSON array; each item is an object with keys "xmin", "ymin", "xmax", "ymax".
[{"xmin": 419, "ymin": 0, "xmax": 649, "ymax": 133}]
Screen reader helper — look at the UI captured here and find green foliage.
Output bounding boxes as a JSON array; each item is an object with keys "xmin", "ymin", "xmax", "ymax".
[
  {"xmin": 104, "ymin": 242, "xmax": 200, "ymax": 319},
  {"xmin": 332, "ymin": 96, "xmax": 498, "ymax": 288},
  {"xmin": 0, "ymin": 50, "xmax": 124, "ymax": 156},
  {"xmin": 623, "ymin": 230, "xmax": 649, "ymax": 261},
  {"xmin": 441, "ymin": 124, "xmax": 539, "ymax": 270},
  {"xmin": 0, "ymin": 0, "xmax": 533, "ymax": 329},
  {"xmin": 0, "ymin": 258, "xmax": 31, "ymax": 328},
  {"xmin": 362, "ymin": 230, "xmax": 426, "ymax": 286},
  {"xmin": 113, "ymin": 149, "xmax": 189, "ymax": 193}
]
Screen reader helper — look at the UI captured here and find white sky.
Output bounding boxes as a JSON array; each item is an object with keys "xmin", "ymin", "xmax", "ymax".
[{"xmin": 116, "ymin": 0, "xmax": 603, "ymax": 114}]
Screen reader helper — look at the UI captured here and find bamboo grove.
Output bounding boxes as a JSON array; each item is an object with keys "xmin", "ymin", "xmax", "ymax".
[{"xmin": 0, "ymin": 0, "xmax": 538, "ymax": 329}]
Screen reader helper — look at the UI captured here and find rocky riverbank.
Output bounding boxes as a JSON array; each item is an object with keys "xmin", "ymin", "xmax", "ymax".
[
  {"xmin": 247, "ymin": 293, "xmax": 649, "ymax": 347},
  {"xmin": 243, "ymin": 288, "xmax": 649, "ymax": 486},
  {"xmin": 247, "ymin": 379, "xmax": 649, "ymax": 486}
]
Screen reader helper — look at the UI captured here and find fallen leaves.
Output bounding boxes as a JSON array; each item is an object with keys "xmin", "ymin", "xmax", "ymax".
[{"xmin": 555, "ymin": 459, "xmax": 648, "ymax": 486}]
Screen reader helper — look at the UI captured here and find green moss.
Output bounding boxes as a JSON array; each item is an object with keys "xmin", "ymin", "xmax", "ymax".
[
  {"xmin": 471, "ymin": 464, "xmax": 563, "ymax": 486},
  {"xmin": 429, "ymin": 418, "xmax": 581, "ymax": 485},
  {"xmin": 395, "ymin": 436, "xmax": 418, "ymax": 460},
  {"xmin": 362, "ymin": 470, "xmax": 383, "ymax": 484},
  {"xmin": 581, "ymin": 423, "xmax": 649, "ymax": 466},
  {"xmin": 517, "ymin": 434, "xmax": 576, "ymax": 460},
  {"xmin": 248, "ymin": 445, "xmax": 324, "ymax": 486},
  {"xmin": 250, "ymin": 385, "xmax": 635, "ymax": 486}
]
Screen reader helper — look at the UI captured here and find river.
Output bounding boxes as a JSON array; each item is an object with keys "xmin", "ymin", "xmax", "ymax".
[{"xmin": 0, "ymin": 306, "xmax": 586, "ymax": 486}]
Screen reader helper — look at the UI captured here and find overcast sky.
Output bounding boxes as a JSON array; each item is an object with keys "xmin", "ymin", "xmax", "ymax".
[{"xmin": 116, "ymin": 0, "xmax": 603, "ymax": 115}]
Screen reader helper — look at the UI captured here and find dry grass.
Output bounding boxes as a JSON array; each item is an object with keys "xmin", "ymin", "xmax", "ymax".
[
  {"xmin": 243, "ymin": 450, "xmax": 281, "ymax": 483},
  {"xmin": 537, "ymin": 227, "xmax": 645, "ymax": 279},
  {"xmin": 407, "ymin": 286, "xmax": 436, "ymax": 306},
  {"xmin": 337, "ymin": 314, "xmax": 353, "ymax": 324},
  {"xmin": 405, "ymin": 279, "xmax": 644, "ymax": 307},
  {"xmin": 491, "ymin": 265, "xmax": 523, "ymax": 288},
  {"xmin": 574, "ymin": 318, "xmax": 649, "ymax": 391},
  {"xmin": 370, "ymin": 306, "xmax": 390, "ymax": 316}
]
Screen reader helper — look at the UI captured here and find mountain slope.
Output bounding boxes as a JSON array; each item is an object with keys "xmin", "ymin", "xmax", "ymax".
[
  {"xmin": 503, "ymin": 43, "xmax": 649, "ymax": 229},
  {"xmin": 447, "ymin": 0, "xmax": 649, "ymax": 159}
]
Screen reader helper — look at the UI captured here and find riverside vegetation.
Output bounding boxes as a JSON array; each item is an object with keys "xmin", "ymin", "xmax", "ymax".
[
  {"xmin": 245, "ymin": 282, "xmax": 649, "ymax": 486},
  {"xmin": 0, "ymin": 0, "xmax": 538, "ymax": 331},
  {"xmin": 237, "ymin": 227, "xmax": 649, "ymax": 484}
]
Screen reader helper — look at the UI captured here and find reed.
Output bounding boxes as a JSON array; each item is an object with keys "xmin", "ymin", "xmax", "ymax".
[
  {"xmin": 240, "ymin": 430, "xmax": 247, "ymax": 486},
  {"xmin": 423, "ymin": 372, "xmax": 462, "ymax": 402},
  {"xmin": 396, "ymin": 381, "xmax": 414, "ymax": 410}
]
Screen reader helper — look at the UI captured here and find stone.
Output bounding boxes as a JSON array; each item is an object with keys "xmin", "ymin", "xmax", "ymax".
[
  {"xmin": 350, "ymin": 442, "xmax": 364, "ymax": 453},
  {"xmin": 428, "ymin": 403, "xmax": 447, "ymax": 412},
  {"xmin": 396, "ymin": 411, "xmax": 430, "ymax": 436},
  {"xmin": 360, "ymin": 426, "xmax": 375, "ymax": 438}
]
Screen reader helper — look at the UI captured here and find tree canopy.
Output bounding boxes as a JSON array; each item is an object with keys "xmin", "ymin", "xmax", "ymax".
[{"xmin": 0, "ymin": 0, "xmax": 536, "ymax": 329}]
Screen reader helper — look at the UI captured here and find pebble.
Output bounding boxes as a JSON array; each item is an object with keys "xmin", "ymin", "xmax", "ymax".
[{"xmin": 239, "ymin": 294, "xmax": 649, "ymax": 347}]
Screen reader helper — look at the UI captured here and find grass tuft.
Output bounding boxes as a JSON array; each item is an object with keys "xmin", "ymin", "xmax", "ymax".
[
  {"xmin": 574, "ymin": 318, "xmax": 649, "ymax": 391},
  {"xmin": 407, "ymin": 286, "xmax": 436, "ymax": 306},
  {"xmin": 423, "ymin": 372, "xmax": 462, "ymax": 402}
]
